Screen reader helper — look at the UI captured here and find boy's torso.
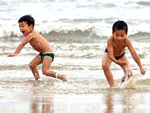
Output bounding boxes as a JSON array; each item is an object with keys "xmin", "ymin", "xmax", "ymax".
[
  {"xmin": 112, "ymin": 38, "xmax": 126, "ymax": 57},
  {"xmin": 29, "ymin": 32, "xmax": 53, "ymax": 53}
]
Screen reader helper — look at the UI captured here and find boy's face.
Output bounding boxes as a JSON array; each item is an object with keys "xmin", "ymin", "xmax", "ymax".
[
  {"xmin": 18, "ymin": 21, "xmax": 33, "ymax": 36},
  {"xmin": 113, "ymin": 30, "xmax": 127, "ymax": 44}
]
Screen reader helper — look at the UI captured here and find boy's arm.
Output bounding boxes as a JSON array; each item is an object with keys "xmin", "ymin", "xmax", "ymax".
[
  {"xmin": 8, "ymin": 35, "xmax": 32, "ymax": 57},
  {"xmin": 127, "ymin": 38, "xmax": 146, "ymax": 74}
]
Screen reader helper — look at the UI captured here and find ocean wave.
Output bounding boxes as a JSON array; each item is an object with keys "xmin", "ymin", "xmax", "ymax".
[
  {"xmin": 137, "ymin": 1, "xmax": 150, "ymax": 6},
  {"xmin": 1, "ymin": 21, "xmax": 150, "ymax": 42},
  {"xmin": 129, "ymin": 32, "xmax": 150, "ymax": 42},
  {"xmin": 0, "ymin": 22, "xmax": 110, "ymax": 43}
]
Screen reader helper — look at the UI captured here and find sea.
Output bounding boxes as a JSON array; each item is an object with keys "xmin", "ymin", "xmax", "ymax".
[{"xmin": 0, "ymin": 0, "xmax": 150, "ymax": 113}]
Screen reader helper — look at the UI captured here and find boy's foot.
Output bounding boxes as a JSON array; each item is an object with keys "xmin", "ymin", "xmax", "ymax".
[
  {"xmin": 121, "ymin": 75, "xmax": 130, "ymax": 83},
  {"xmin": 57, "ymin": 74, "xmax": 67, "ymax": 82},
  {"xmin": 121, "ymin": 75, "xmax": 126, "ymax": 83},
  {"xmin": 34, "ymin": 75, "xmax": 40, "ymax": 80}
]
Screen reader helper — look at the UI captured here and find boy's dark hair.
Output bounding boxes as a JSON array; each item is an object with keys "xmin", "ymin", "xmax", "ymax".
[
  {"xmin": 18, "ymin": 15, "xmax": 35, "ymax": 28},
  {"xmin": 112, "ymin": 20, "xmax": 128, "ymax": 34}
]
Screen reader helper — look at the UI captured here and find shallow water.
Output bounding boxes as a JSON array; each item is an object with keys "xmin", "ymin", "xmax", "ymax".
[
  {"xmin": 1, "ymin": 41, "xmax": 150, "ymax": 113},
  {"xmin": 1, "ymin": 75, "xmax": 150, "ymax": 113}
]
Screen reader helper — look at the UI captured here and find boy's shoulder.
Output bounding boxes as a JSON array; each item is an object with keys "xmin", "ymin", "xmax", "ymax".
[
  {"xmin": 125, "ymin": 37, "xmax": 132, "ymax": 46},
  {"xmin": 108, "ymin": 35, "xmax": 113, "ymax": 40},
  {"xmin": 26, "ymin": 31, "xmax": 39, "ymax": 38},
  {"xmin": 107, "ymin": 36, "xmax": 113, "ymax": 42}
]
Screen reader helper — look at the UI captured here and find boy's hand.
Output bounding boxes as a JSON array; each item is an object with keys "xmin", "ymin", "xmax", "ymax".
[
  {"xmin": 140, "ymin": 68, "xmax": 146, "ymax": 75},
  {"xmin": 117, "ymin": 60, "xmax": 127, "ymax": 66},
  {"xmin": 8, "ymin": 53, "xmax": 17, "ymax": 57}
]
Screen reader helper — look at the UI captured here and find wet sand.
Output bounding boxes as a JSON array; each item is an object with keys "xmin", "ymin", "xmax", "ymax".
[{"xmin": 0, "ymin": 73, "xmax": 150, "ymax": 113}]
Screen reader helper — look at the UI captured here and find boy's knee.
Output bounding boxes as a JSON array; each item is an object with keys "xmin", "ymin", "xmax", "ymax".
[
  {"xmin": 102, "ymin": 63, "xmax": 109, "ymax": 71},
  {"xmin": 29, "ymin": 63, "xmax": 35, "ymax": 69},
  {"xmin": 42, "ymin": 69, "xmax": 48, "ymax": 75}
]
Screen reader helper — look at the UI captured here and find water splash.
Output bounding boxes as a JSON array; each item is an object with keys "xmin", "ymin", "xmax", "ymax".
[{"xmin": 121, "ymin": 65, "xmax": 141, "ymax": 89}]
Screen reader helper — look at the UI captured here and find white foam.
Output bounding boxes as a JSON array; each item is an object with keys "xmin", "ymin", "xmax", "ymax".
[
  {"xmin": 1, "ymin": 0, "xmax": 150, "ymax": 38},
  {"xmin": 120, "ymin": 65, "xmax": 142, "ymax": 88},
  {"xmin": 121, "ymin": 72, "xmax": 141, "ymax": 88}
]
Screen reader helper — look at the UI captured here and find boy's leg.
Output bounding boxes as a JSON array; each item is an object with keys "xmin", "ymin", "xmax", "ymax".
[
  {"xmin": 29, "ymin": 55, "xmax": 42, "ymax": 80},
  {"xmin": 102, "ymin": 53, "xmax": 114, "ymax": 87},
  {"xmin": 119, "ymin": 55, "xmax": 132, "ymax": 82},
  {"xmin": 42, "ymin": 57, "xmax": 67, "ymax": 81}
]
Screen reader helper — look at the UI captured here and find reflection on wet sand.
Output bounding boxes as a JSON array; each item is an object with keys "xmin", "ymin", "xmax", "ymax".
[
  {"xmin": 28, "ymin": 81, "xmax": 150, "ymax": 113},
  {"xmin": 31, "ymin": 97, "xmax": 39, "ymax": 113},
  {"xmin": 42, "ymin": 97, "xmax": 52, "ymax": 113},
  {"xmin": 122, "ymin": 91, "xmax": 133, "ymax": 113},
  {"xmin": 105, "ymin": 92, "xmax": 113, "ymax": 113},
  {"xmin": 104, "ymin": 89, "xmax": 150, "ymax": 113},
  {"xmin": 30, "ymin": 82, "xmax": 54, "ymax": 113},
  {"xmin": 31, "ymin": 96, "xmax": 53, "ymax": 113},
  {"xmin": 104, "ymin": 91, "xmax": 135, "ymax": 113},
  {"xmin": 1, "ymin": 78, "xmax": 150, "ymax": 113}
]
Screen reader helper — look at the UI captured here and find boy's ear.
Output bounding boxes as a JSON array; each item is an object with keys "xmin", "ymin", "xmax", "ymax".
[
  {"xmin": 30, "ymin": 24, "xmax": 33, "ymax": 28},
  {"xmin": 29, "ymin": 24, "xmax": 34, "ymax": 30}
]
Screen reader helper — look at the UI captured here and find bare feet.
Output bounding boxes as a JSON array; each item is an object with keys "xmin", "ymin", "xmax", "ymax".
[
  {"xmin": 121, "ymin": 75, "xmax": 131, "ymax": 83},
  {"xmin": 122, "ymin": 65, "xmax": 132, "ymax": 83},
  {"xmin": 34, "ymin": 74, "xmax": 40, "ymax": 80},
  {"xmin": 121, "ymin": 75, "xmax": 127, "ymax": 83},
  {"xmin": 57, "ymin": 74, "xmax": 67, "ymax": 82}
]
